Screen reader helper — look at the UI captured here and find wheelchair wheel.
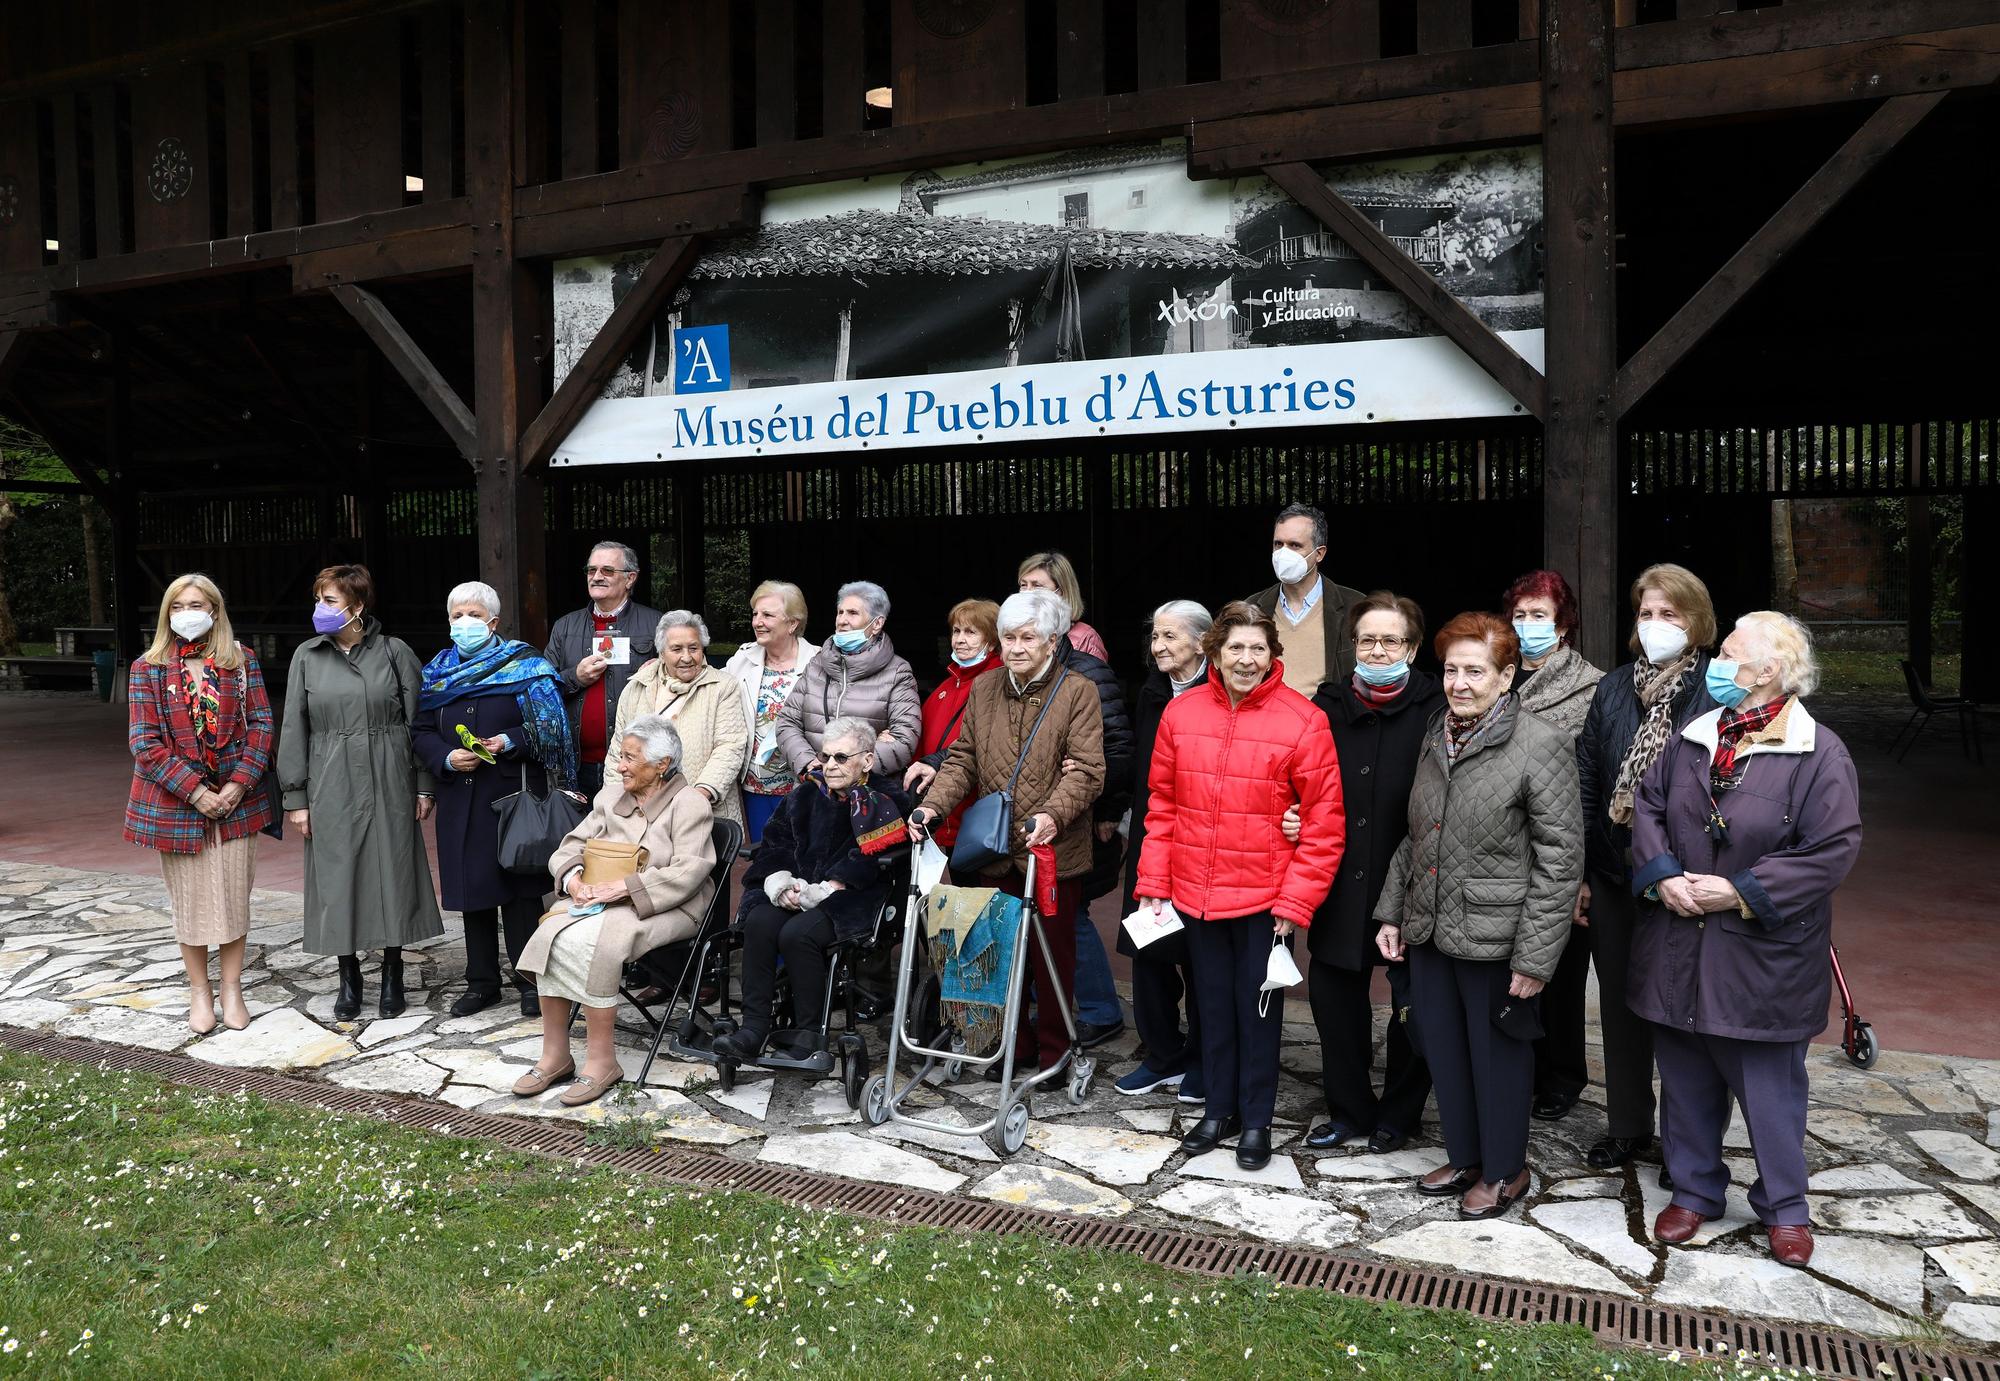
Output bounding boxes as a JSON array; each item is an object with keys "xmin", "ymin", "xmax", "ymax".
[
  {"xmin": 988, "ymin": 1097, "xmax": 1030, "ymax": 1157},
  {"xmin": 860, "ymin": 1074, "xmax": 892, "ymax": 1126},
  {"xmin": 1068, "ymin": 1055, "xmax": 1095, "ymax": 1105},
  {"xmin": 1850, "ymin": 1022, "xmax": 1879, "ymax": 1069},
  {"xmin": 842, "ymin": 1040, "xmax": 870, "ymax": 1109}
]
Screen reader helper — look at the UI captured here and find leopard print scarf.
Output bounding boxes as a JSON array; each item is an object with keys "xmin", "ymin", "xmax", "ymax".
[{"xmin": 1607, "ymin": 649, "xmax": 1697, "ymax": 825}]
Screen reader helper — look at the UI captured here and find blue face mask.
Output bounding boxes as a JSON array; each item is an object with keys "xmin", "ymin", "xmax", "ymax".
[
  {"xmin": 1353, "ymin": 658, "xmax": 1409, "ymax": 688},
  {"xmin": 831, "ymin": 628, "xmax": 870, "ymax": 654},
  {"xmin": 450, "ymin": 618, "xmax": 494, "ymax": 654},
  {"xmin": 1513, "ymin": 619, "xmax": 1560, "ymax": 660},
  {"xmin": 951, "ymin": 647, "xmax": 988, "ymax": 668},
  {"xmin": 1705, "ymin": 658, "xmax": 1751, "ymax": 709}
]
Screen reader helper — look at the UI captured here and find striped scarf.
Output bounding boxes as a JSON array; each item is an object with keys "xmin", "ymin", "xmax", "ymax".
[
  {"xmin": 1711, "ymin": 697, "xmax": 1787, "ymax": 792},
  {"xmin": 1443, "ymin": 696, "xmax": 1508, "ymax": 765}
]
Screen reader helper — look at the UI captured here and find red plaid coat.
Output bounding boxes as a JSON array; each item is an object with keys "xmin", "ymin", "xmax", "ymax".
[{"xmin": 124, "ymin": 647, "xmax": 276, "ymax": 853}]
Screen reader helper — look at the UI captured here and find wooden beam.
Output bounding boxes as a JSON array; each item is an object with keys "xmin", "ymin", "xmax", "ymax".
[
  {"xmin": 329, "ymin": 283, "xmax": 477, "ymax": 461},
  {"xmin": 755, "ymin": 0, "xmax": 798, "ymax": 145},
  {"xmin": 1262, "ymin": 162, "xmax": 1546, "ymax": 421},
  {"xmin": 821, "ymin": 0, "xmax": 866, "ymax": 137},
  {"xmin": 1616, "ymin": 92, "xmax": 1945, "ymax": 417},
  {"xmin": 512, "ymin": 184, "xmax": 755, "ymax": 260},
  {"xmin": 519, "ymin": 234, "xmax": 702, "ymax": 472},
  {"xmin": 292, "ymin": 223, "xmax": 475, "ymax": 288},
  {"xmin": 1540, "ymin": 0, "xmax": 1618, "ymax": 672}
]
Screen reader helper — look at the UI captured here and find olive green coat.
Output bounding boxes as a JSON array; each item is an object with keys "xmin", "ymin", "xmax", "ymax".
[{"xmin": 279, "ymin": 619, "xmax": 445, "ymax": 954}]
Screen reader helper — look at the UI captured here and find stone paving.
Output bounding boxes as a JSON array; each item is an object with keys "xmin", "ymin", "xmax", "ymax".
[{"xmin": 4, "ymin": 858, "xmax": 1999, "ymax": 1350}]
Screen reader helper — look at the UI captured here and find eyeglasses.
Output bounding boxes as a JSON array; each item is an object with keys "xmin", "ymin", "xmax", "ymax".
[
  {"xmin": 823, "ymin": 751, "xmax": 867, "ymax": 766},
  {"xmin": 1356, "ymin": 636, "xmax": 1409, "ymax": 651},
  {"xmin": 584, "ymin": 565, "xmax": 631, "ymax": 578}
]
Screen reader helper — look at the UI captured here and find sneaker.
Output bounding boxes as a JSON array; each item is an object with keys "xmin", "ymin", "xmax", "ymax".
[
  {"xmin": 1077, "ymin": 1019, "xmax": 1126, "ymax": 1050},
  {"xmin": 1114, "ymin": 1062, "xmax": 1185, "ymax": 1096},
  {"xmin": 1176, "ymin": 1067, "xmax": 1206, "ymax": 1105}
]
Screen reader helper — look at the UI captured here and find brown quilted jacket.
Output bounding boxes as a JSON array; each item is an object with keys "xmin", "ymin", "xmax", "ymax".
[
  {"xmin": 1372, "ymin": 694, "xmax": 1583, "ymax": 981},
  {"xmin": 921, "ymin": 660, "xmax": 1106, "ymax": 880}
]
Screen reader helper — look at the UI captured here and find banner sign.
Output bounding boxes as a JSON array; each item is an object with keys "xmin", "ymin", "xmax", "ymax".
[{"xmin": 550, "ymin": 140, "xmax": 1543, "ymax": 466}]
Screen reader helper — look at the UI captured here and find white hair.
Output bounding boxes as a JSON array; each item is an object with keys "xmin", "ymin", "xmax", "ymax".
[
  {"xmin": 621, "ymin": 714, "xmax": 683, "ymax": 769},
  {"xmin": 589, "ymin": 540, "xmax": 639, "ymax": 572},
  {"xmin": 837, "ymin": 580, "xmax": 891, "ymax": 623},
  {"xmin": 999, "ymin": 589, "xmax": 1069, "ymax": 641},
  {"xmin": 656, "ymin": 609, "xmax": 710, "ymax": 649},
  {"xmin": 822, "ymin": 716, "xmax": 876, "ymax": 755},
  {"xmin": 447, "ymin": 581, "xmax": 501, "ymax": 619},
  {"xmin": 1733, "ymin": 611, "xmax": 1820, "ymax": 698},
  {"xmin": 1151, "ymin": 599, "xmax": 1213, "ymax": 640}
]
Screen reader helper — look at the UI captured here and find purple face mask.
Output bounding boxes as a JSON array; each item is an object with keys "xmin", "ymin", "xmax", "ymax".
[{"xmin": 311, "ymin": 603, "xmax": 352, "ymax": 635}]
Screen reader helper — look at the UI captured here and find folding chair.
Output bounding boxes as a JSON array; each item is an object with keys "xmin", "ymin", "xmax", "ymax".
[
  {"xmin": 613, "ymin": 816, "xmax": 744, "ymax": 1087},
  {"xmin": 1891, "ymin": 659, "xmax": 1983, "ymax": 765}
]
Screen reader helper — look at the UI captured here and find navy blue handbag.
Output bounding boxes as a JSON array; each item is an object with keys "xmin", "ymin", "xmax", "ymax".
[{"xmin": 949, "ymin": 667, "xmax": 1069, "ymax": 874}]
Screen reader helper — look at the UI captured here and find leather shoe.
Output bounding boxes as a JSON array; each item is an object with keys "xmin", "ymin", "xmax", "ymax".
[
  {"xmin": 1180, "ymin": 1115, "xmax": 1241, "ymax": 1155},
  {"xmin": 1659, "ymin": 1166, "xmax": 1675, "ymax": 1191},
  {"xmin": 1418, "ymin": 1162, "xmax": 1482, "ymax": 1197},
  {"xmin": 1367, "ymin": 1125, "xmax": 1409, "ymax": 1155},
  {"xmin": 1235, "ymin": 1127, "xmax": 1273, "ymax": 1170},
  {"xmin": 1077, "ymin": 1019, "xmax": 1126, "ymax": 1050},
  {"xmin": 519, "ymin": 989, "xmax": 541, "ymax": 1018},
  {"xmin": 713, "ymin": 1028, "xmax": 766, "ymax": 1062},
  {"xmin": 1767, "ymin": 1224, "xmax": 1814, "ymax": 1266},
  {"xmin": 1653, "ymin": 1205, "xmax": 1708, "ymax": 1244},
  {"xmin": 1531, "ymin": 1090, "xmax": 1578, "ymax": 1121},
  {"xmin": 1586, "ymin": 1135, "xmax": 1654, "ymax": 1170},
  {"xmin": 1458, "ymin": 1167, "xmax": 1530, "ymax": 1220},
  {"xmin": 450, "ymin": 988, "xmax": 502, "ymax": 1018},
  {"xmin": 1305, "ymin": 1121, "xmax": 1360, "ymax": 1150}
]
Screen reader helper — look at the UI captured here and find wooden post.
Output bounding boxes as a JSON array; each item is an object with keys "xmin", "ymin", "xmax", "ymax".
[
  {"xmin": 1540, "ymin": 0, "xmax": 1617, "ymax": 669},
  {"xmin": 104, "ymin": 329, "xmax": 144, "ymax": 670}
]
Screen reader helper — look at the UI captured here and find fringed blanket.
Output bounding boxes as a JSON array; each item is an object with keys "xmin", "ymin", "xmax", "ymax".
[{"xmin": 923, "ymin": 885, "xmax": 1022, "ymax": 1057}]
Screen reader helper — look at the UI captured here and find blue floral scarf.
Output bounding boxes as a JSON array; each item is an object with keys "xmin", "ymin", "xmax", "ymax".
[{"xmin": 419, "ymin": 637, "xmax": 577, "ymax": 789}]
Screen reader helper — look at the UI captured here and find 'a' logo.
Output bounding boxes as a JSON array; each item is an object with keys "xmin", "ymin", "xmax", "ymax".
[{"xmin": 673, "ymin": 324, "xmax": 730, "ymax": 394}]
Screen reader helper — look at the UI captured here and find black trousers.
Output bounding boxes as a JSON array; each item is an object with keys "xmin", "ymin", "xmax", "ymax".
[
  {"xmin": 462, "ymin": 896, "xmax": 541, "ymax": 994},
  {"xmin": 1535, "ymin": 870, "xmax": 1658, "ymax": 1138},
  {"xmin": 737, "ymin": 899, "xmax": 838, "ymax": 1040},
  {"xmin": 1130, "ymin": 930, "xmax": 1201, "ymax": 1074},
  {"xmin": 1308, "ymin": 957, "xmax": 1431, "ymax": 1137},
  {"xmin": 1185, "ymin": 915, "xmax": 1287, "ymax": 1129},
  {"xmin": 1410, "ymin": 940, "xmax": 1535, "ymax": 1183}
]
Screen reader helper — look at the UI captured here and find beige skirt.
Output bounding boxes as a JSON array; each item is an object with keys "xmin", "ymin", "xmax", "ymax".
[
  {"xmin": 159, "ymin": 829, "xmax": 257, "ymax": 946},
  {"xmin": 532, "ymin": 912, "xmax": 619, "ymax": 1009}
]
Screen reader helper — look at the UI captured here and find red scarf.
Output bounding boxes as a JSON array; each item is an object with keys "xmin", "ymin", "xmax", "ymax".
[
  {"xmin": 1711, "ymin": 696, "xmax": 1786, "ymax": 790},
  {"xmin": 176, "ymin": 639, "xmax": 224, "ymax": 781},
  {"xmin": 1351, "ymin": 671, "xmax": 1407, "ymax": 711}
]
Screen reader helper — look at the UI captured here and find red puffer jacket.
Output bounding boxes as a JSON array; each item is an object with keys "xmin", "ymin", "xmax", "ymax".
[
  {"xmin": 914, "ymin": 649, "xmax": 1003, "ymax": 846},
  {"xmin": 1135, "ymin": 662, "xmax": 1345, "ymax": 926}
]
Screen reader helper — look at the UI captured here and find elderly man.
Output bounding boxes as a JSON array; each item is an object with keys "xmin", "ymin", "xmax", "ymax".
[
  {"xmin": 777, "ymin": 580, "xmax": 922, "ymax": 776},
  {"xmin": 1246, "ymin": 502, "xmax": 1364, "ymax": 697},
  {"xmin": 545, "ymin": 541, "xmax": 665, "ymax": 795}
]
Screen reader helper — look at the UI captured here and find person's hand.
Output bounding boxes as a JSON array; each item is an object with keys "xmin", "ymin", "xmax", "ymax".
[
  {"xmin": 1509, "ymin": 972, "xmax": 1547, "ymax": 999},
  {"xmin": 1658, "ymin": 874, "xmax": 1702, "ymax": 917},
  {"xmin": 1273, "ymin": 917, "xmax": 1297, "ymax": 938},
  {"xmin": 1022, "ymin": 813, "xmax": 1058, "ymax": 847},
  {"xmin": 566, "ymin": 873, "xmax": 590, "ymax": 903},
  {"xmin": 1280, "ymin": 803, "xmax": 1301, "ymax": 843},
  {"xmin": 192, "ymin": 788, "xmax": 227, "ymax": 820},
  {"xmin": 1683, "ymin": 873, "xmax": 1743, "ymax": 914},
  {"xmin": 476, "ymin": 734, "xmax": 508, "ymax": 755},
  {"xmin": 1376, "ymin": 924, "xmax": 1404, "ymax": 962},
  {"xmin": 213, "ymin": 781, "xmax": 246, "ymax": 814},
  {"xmin": 593, "ymin": 877, "xmax": 629, "ymax": 903},
  {"xmin": 1572, "ymin": 879, "xmax": 1592, "ymax": 927},
  {"xmin": 1060, "ymin": 756, "xmax": 1080, "ymax": 775},
  {"xmin": 1094, "ymin": 820, "xmax": 1118, "ymax": 843},
  {"xmin": 575, "ymin": 653, "xmax": 609, "ymax": 685},
  {"xmin": 906, "ymin": 807, "xmax": 933, "ymax": 840},
  {"xmin": 903, "ymin": 762, "xmax": 937, "ymax": 793},
  {"xmin": 287, "ymin": 808, "xmax": 311, "ymax": 839},
  {"xmin": 778, "ymin": 885, "xmax": 804, "ymax": 911},
  {"xmin": 447, "ymin": 748, "xmax": 482, "ymax": 772},
  {"xmin": 1137, "ymin": 896, "xmax": 1166, "ymax": 915},
  {"xmin": 415, "ymin": 795, "xmax": 435, "ymax": 822}
]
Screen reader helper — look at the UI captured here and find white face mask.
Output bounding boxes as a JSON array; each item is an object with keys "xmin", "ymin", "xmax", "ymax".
[
  {"xmin": 169, "ymin": 609, "xmax": 215, "ymax": 641},
  {"xmin": 1271, "ymin": 547, "xmax": 1311, "ymax": 585},
  {"xmin": 1258, "ymin": 938, "xmax": 1304, "ymax": 1017},
  {"xmin": 1636, "ymin": 620, "xmax": 1690, "ymax": 666}
]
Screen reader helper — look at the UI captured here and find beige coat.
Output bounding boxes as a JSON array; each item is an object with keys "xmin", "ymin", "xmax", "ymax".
[
  {"xmin": 612, "ymin": 660, "xmax": 749, "ymax": 827},
  {"xmin": 517, "ymin": 773, "xmax": 718, "ymax": 998}
]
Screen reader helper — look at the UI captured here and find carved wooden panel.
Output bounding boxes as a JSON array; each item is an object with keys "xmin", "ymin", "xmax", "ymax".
[
  {"xmin": 891, "ymin": 0, "xmax": 1026, "ymax": 124},
  {"xmin": 128, "ymin": 65, "xmax": 211, "ymax": 251}
]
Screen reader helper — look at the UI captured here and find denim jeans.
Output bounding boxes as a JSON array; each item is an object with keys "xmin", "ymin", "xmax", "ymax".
[{"xmin": 1073, "ymin": 903, "xmax": 1123, "ymax": 1027}]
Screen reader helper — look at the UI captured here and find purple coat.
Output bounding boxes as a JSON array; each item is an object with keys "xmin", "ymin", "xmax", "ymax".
[{"xmin": 1628, "ymin": 699, "xmax": 1861, "ymax": 1043}]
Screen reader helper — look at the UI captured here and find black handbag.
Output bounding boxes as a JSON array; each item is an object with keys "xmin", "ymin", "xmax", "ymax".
[
  {"xmin": 494, "ymin": 762, "xmax": 587, "ymax": 876},
  {"xmin": 949, "ymin": 667, "xmax": 1069, "ymax": 874}
]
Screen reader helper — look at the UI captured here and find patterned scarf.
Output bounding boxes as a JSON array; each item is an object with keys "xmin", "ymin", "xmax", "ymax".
[
  {"xmin": 1608, "ymin": 649, "xmax": 1698, "ymax": 826},
  {"xmin": 1351, "ymin": 668, "xmax": 1408, "ymax": 711},
  {"xmin": 1711, "ymin": 696, "xmax": 1787, "ymax": 792},
  {"xmin": 805, "ymin": 768, "xmax": 910, "ymax": 858},
  {"xmin": 176, "ymin": 640, "xmax": 224, "ymax": 782},
  {"xmin": 1443, "ymin": 696, "xmax": 1508, "ymax": 765},
  {"xmin": 418, "ymin": 637, "xmax": 577, "ymax": 790}
]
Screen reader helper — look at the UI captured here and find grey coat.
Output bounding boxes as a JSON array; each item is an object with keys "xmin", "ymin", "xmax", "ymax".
[
  {"xmin": 279, "ymin": 619, "xmax": 445, "ymax": 954},
  {"xmin": 1629, "ymin": 699, "xmax": 1861, "ymax": 1042},
  {"xmin": 543, "ymin": 599, "xmax": 666, "ymax": 746},
  {"xmin": 776, "ymin": 632, "xmax": 922, "ymax": 775},
  {"xmin": 1373, "ymin": 695, "xmax": 1584, "ymax": 982}
]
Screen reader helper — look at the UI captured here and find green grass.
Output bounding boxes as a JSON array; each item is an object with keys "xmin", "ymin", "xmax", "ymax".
[
  {"xmin": 0, "ymin": 1052, "xmax": 1785, "ymax": 1379},
  {"xmin": 1816, "ymin": 649, "xmax": 1958, "ymax": 697}
]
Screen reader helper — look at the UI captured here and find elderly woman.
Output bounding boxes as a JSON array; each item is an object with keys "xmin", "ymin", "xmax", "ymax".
[
  {"xmin": 1633, "ymin": 613, "xmax": 1860, "ymax": 1268},
  {"xmin": 1115, "ymin": 600, "xmax": 1213, "ymax": 1099},
  {"xmin": 724, "ymin": 580, "xmax": 820, "ymax": 844},
  {"xmin": 514, "ymin": 715, "xmax": 718, "ymax": 1106},
  {"xmin": 777, "ymin": 580, "xmax": 921, "ymax": 777},
  {"xmin": 615, "ymin": 610, "xmax": 750, "ymax": 829},
  {"xmin": 280, "ymin": 564, "xmax": 442, "ymax": 1022},
  {"xmin": 909, "ymin": 590, "xmax": 1106, "ymax": 1079},
  {"xmin": 1137, "ymin": 601, "xmax": 1343, "ymax": 1171},
  {"xmin": 902, "ymin": 598, "xmax": 1002, "ymax": 848},
  {"xmin": 1018, "ymin": 550, "xmax": 1109, "ymax": 661},
  {"xmin": 413, "ymin": 580, "xmax": 577, "ymax": 1018},
  {"xmin": 125, "ymin": 573, "xmax": 275, "ymax": 1035},
  {"xmin": 1292, "ymin": 591, "xmax": 1443, "ymax": 1155},
  {"xmin": 716, "ymin": 716, "xmax": 913, "ymax": 1063},
  {"xmin": 1565, "ymin": 563, "xmax": 1720, "ymax": 1173},
  {"xmin": 1375, "ymin": 613, "xmax": 1582, "ymax": 1220}
]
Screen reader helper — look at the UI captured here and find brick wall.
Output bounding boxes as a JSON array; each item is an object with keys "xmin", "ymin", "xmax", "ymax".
[{"xmin": 1787, "ymin": 498, "xmax": 1897, "ymax": 619}]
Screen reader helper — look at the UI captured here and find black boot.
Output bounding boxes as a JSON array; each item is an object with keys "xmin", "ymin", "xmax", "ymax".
[
  {"xmin": 334, "ymin": 955, "xmax": 363, "ymax": 1022},
  {"xmin": 379, "ymin": 948, "xmax": 407, "ymax": 1018}
]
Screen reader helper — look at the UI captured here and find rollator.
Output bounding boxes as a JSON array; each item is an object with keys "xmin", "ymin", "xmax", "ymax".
[{"xmin": 860, "ymin": 853, "xmax": 1095, "ymax": 1156}]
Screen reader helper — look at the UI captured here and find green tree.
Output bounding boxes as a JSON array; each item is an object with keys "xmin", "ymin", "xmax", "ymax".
[{"xmin": 0, "ymin": 417, "xmax": 85, "ymax": 655}]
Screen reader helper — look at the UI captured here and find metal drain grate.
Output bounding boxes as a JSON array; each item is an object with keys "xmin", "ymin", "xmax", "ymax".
[{"xmin": 4, "ymin": 1024, "xmax": 1993, "ymax": 1381}]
